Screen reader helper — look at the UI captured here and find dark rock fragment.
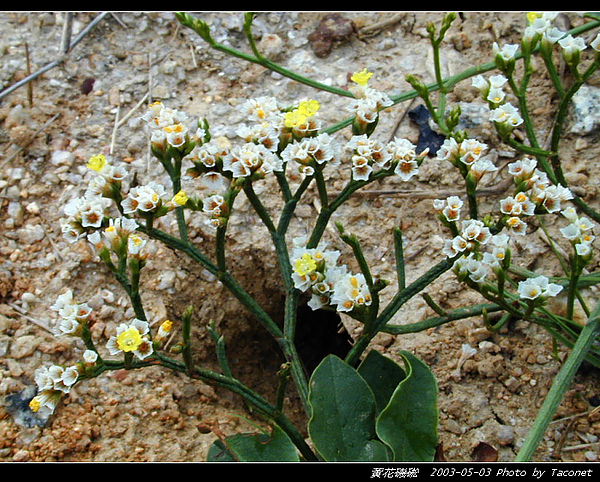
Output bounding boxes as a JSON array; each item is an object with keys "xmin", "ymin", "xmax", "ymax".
[{"xmin": 308, "ymin": 13, "xmax": 357, "ymax": 58}]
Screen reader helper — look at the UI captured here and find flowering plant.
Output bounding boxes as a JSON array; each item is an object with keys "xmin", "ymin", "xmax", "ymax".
[{"xmin": 30, "ymin": 12, "xmax": 600, "ymax": 462}]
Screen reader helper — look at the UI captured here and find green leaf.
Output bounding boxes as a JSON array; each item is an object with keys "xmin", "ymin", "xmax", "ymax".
[
  {"xmin": 357, "ymin": 349, "xmax": 406, "ymax": 416},
  {"xmin": 206, "ymin": 439, "xmax": 236, "ymax": 462},
  {"xmin": 308, "ymin": 354, "xmax": 389, "ymax": 462},
  {"xmin": 376, "ymin": 350, "xmax": 439, "ymax": 461},
  {"xmin": 218, "ymin": 425, "xmax": 300, "ymax": 462}
]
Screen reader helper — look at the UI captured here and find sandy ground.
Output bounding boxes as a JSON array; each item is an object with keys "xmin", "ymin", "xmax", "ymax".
[{"xmin": 1, "ymin": 11, "xmax": 600, "ymax": 462}]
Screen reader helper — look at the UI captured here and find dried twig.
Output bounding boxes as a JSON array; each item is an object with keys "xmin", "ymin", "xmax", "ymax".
[
  {"xmin": 357, "ymin": 12, "xmax": 405, "ymax": 39},
  {"xmin": 8, "ymin": 302, "xmax": 55, "ymax": 336},
  {"xmin": 329, "ymin": 177, "xmax": 513, "ymax": 200},
  {"xmin": 0, "ymin": 12, "xmax": 109, "ymax": 102},
  {"xmin": 116, "ymin": 92, "xmax": 150, "ymax": 128}
]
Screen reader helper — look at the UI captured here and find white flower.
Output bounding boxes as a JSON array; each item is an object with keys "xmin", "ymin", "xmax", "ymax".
[
  {"xmin": 488, "ymin": 74, "xmax": 508, "ymax": 89},
  {"xmin": 508, "ymin": 158, "xmax": 537, "ymax": 180},
  {"xmin": 505, "ymin": 216, "xmax": 528, "ymax": 235},
  {"xmin": 471, "ymin": 74, "xmax": 489, "ymax": 92},
  {"xmin": 490, "ymin": 102, "xmax": 523, "ymax": 127},
  {"xmin": 122, "ymin": 182, "xmax": 167, "ymax": 214},
  {"xmin": 34, "ymin": 366, "xmax": 57, "ymax": 392},
  {"xmin": 543, "ymin": 27, "xmax": 565, "ymax": 45},
  {"xmin": 127, "ymin": 234, "xmax": 147, "ymax": 256},
  {"xmin": 394, "ymin": 158, "xmax": 419, "ymax": 181},
  {"xmin": 450, "ymin": 235, "xmax": 470, "ymax": 254},
  {"xmin": 351, "ymin": 155, "xmax": 373, "ymax": 181},
  {"xmin": 558, "ymin": 34, "xmax": 586, "ymax": 56},
  {"xmin": 54, "ymin": 317, "xmax": 82, "ymax": 337},
  {"xmin": 106, "ymin": 319, "xmax": 153, "ymax": 360},
  {"xmin": 576, "ymin": 243, "xmax": 592, "ymax": 257},
  {"xmin": 469, "ymin": 158, "xmax": 498, "ymax": 181},
  {"xmin": 59, "ymin": 366, "xmax": 81, "ymax": 391},
  {"xmin": 591, "ymin": 33, "xmax": 600, "ymax": 52},
  {"xmin": 83, "ymin": 350, "xmax": 98, "ymax": 365},
  {"xmin": 493, "ymin": 42, "xmax": 519, "ymax": 60},
  {"xmin": 330, "ymin": 272, "xmax": 372, "ymax": 312},
  {"xmin": 487, "ymin": 87, "xmax": 505, "ymax": 105},
  {"xmin": 222, "ymin": 142, "xmax": 282, "ymax": 178},
  {"xmin": 517, "ymin": 275, "xmax": 562, "ymax": 300}
]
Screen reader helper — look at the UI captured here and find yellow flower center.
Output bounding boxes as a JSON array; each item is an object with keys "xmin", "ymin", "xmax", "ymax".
[
  {"xmin": 172, "ymin": 190, "xmax": 189, "ymax": 206},
  {"xmin": 351, "ymin": 68, "xmax": 373, "ymax": 87},
  {"xmin": 87, "ymin": 154, "xmax": 107, "ymax": 172},
  {"xmin": 297, "ymin": 99, "xmax": 320, "ymax": 117},
  {"xmin": 117, "ymin": 327, "xmax": 143, "ymax": 352},
  {"xmin": 526, "ymin": 12, "xmax": 542, "ymax": 24},
  {"xmin": 284, "ymin": 99, "xmax": 320, "ymax": 128},
  {"xmin": 294, "ymin": 253, "xmax": 317, "ymax": 277},
  {"xmin": 29, "ymin": 397, "xmax": 41, "ymax": 413},
  {"xmin": 160, "ymin": 320, "xmax": 173, "ymax": 333}
]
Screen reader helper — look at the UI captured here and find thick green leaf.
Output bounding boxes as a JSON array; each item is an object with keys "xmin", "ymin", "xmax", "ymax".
[
  {"xmin": 219, "ymin": 425, "xmax": 300, "ymax": 462},
  {"xmin": 376, "ymin": 350, "xmax": 438, "ymax": 461},
  {"xmin": 207, "ymin": 439, "xmax": 236, "ymax": 462},
  {"xmin": 357, "ymin": 350, "xmax": 406, "ymax": 416},
  {"xmin": 308, "ymin": 354, "xmax": 389, "ymax": 462}
]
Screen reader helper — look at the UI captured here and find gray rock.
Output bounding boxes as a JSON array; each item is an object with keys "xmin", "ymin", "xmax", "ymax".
[{"xmin": 570, "ymin": 84, "xmax": 600, "ymax": 135}]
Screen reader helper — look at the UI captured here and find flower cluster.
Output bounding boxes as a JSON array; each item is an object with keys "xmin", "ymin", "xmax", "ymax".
[
  {"xmin": 51, "ymin": 289, "xmax": 92, "ymax": 337},
  {"xmin": 202, "ymin": 193, "xmax": 229, "ymax": 229},
  {"xmin": 441, "ymin": 218, "xmax": 492, "ymax": 260},
  {"xmin": 280, "ymin": 132, "xmax": 341, "ymax": 177},
  {"xmin": 436, "ymin": 137, "xmax": 497, "ymax": 183},
  {"xmin": 141, "ymin": 101, "xmax": 205, "ymax": 153},
  {"xmin": 185, "ymin": 139, "xmax": 230, "ymax": 193},
  {"xmin": 121, "ymin": 181, "xmax": 168, "ymax": 216},
  {"xmin": 501, "ymin": 157, "xmax": 573, "ymax": 235},
  {"xmin": 60, "ymin": 193, "xmax": 109, "ymax": 243},
  {"xmin": 222, "ymin": 142, "xmax": 283, "ymax": 180},
  {"xmin": 345, "ymin": 134, "xmax": 428, "ymax": 182},
  {"xmin": 86, "ymin": 154, "xmax": 127, "ymax": 197},
  {"xmin": 238, "ymin": 96, "xmax": 322, "ymax": 146},
  {"xmin": 60, "ymin": 154, "xmax": 129, "ymax": 244},
  {"xmin": 291, "ymin": 238, "xmax": 371, "ymax": 314},
  {"xmin": 517, "ymin": 275, "xmax": 562, "ymax": 301},
  {"xmin": 29, "ymin": 363, "xmax": 83, "ymax": 416},
  {"xmin": 347, "ymin": 69, "xmax": 394, "ymax": 135},
  {"xmin": 524, "ymin": 12, "xmax": 600, "ymax": 62},
  {"xmin": 471, "ymin": 74, "xmax": 524, "ymax": 131},
  {"xmin": 451, "ymin": 233, "xmax": 511, "ymax": 285},
  {"xmin": 560, "ymin": 208, "xmax": 596, "ymax": 258}
]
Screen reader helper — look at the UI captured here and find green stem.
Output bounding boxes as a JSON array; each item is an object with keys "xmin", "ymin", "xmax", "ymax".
[
  {"xmin": 345, "ymin": 254, "xmax": 459, "ymax": 366},
  {"xmin": 243, "ymin": 182, "xmax": 310, "ymax": 409},
  {"xmin": 176, "ymin": 12, "xmax": 354, "ymax": 99},
  {"xmin": 139, "ymin": 224, "xmax": 285, "ymax": 342},
  {"xmin": 515, "ymin": 302, "xmax": 600, "ymax": 461},
  {"xmin": 566, "ymin": 254, "xmax": 582, "ymax": 322},
  {"xmin": 88, "ymin": 351, "xmax": 318, "ymax": 461}
]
